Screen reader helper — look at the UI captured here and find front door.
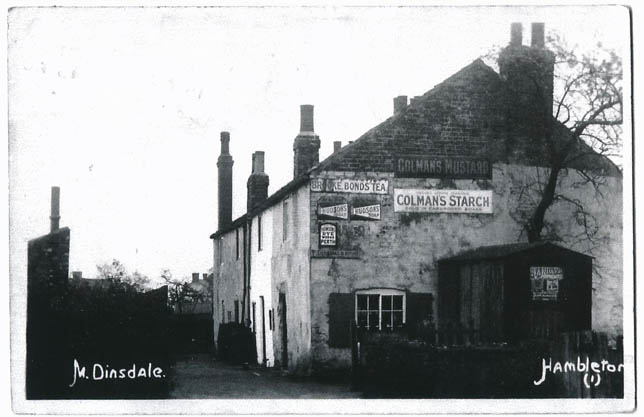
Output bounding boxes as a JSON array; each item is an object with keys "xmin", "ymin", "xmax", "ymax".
[{"xmin": 278, "ymin": 292, "xmax": 288, "ymax": 369}]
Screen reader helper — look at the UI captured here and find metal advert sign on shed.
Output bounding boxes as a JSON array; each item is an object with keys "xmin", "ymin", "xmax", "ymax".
[
  {"xmin": 395, "ymin": 155, "xmax": 492, "ymax": 179},
  {"xmin": 317, "ymin": 203, "xmax": 348, "ymax": 220},
  {"xmin": 394, "ymin": 189, "xmax": 493, "ymax": 213},
  {"xmin": 311, "ymin": 178, "xmax": 389, "ymax": 194},
  {"xmin": 530, "ymin": 266, "xmax": 564, "ymax": 301},
  {"xmin": 351, "ymin": 204, "xmax": 381, "ymax": 220}
]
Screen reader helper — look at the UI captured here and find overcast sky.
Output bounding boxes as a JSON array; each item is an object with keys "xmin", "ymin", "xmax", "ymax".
[{"xmin": 8, "ymin": 5, "xmax": 630, "ymax": 286}]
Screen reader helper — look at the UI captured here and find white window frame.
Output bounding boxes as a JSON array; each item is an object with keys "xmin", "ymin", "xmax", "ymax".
[{"xmin": 354, "ymin": 288, "xmax": 406, "ymax": 330}]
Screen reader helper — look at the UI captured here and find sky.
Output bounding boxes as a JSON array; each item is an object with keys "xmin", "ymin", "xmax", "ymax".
[{"xmin": 8, "ymin": 5, "xmax": 631, "ymax": 287}]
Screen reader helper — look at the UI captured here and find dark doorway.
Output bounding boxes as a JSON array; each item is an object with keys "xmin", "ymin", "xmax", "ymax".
[
  {"xmin": 278, "ymin": 292, "xmax": 288, "ymax": 369},
  {"xmin": 260, "ymin": 296, "xmax": 267, "ymax": 365}
]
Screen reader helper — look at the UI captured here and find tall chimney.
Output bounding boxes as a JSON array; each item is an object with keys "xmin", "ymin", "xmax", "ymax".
[
  {"xmin": 50, "ymin": 186, "xmax": 60, "ymax": 233},
  {"xmin": 510, "ymin": 22, "xmax": 523, "ymax": 46},
  {"xmin": 192, "ymin": 272, "xmax": 199, "ymax": 283},
  {"xmin": 217, "ymin": 131, "xmax": 234, "ymax": 230},
  {"xmin": 333, "ymin": 141, "xmax": 342, "ymax": 153},
  {"xmin": 499, "ymin": 22, "xmax": 555, "ymax": 159},
  {"xmin": 247, "ymin": 151, "xmax": 269, "ymax": 213},
  {"xmin": 202, "ymin": 273, "xmax": 208, "ymax": 280},
  {"xmin": 531, "ymin": 22, "xmax": 545, "ymax": 48},
  {"xmin": 293, "ymin": 104, "xmax": 321, "ymax": 178},
  {"xmin": 393, "ymin": 96, "xmax": 408, "ymax": 115}
]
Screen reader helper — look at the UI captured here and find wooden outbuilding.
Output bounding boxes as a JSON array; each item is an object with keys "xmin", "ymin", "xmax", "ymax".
[{"xmin": 437, "ymin": 242, "xmax": 592, "ymax": 343}]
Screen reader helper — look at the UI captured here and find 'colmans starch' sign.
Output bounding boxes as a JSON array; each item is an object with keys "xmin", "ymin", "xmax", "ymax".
[
  {"xmin": 394, "ymin": 189, "xmax": 493, "ymax": 213},
  {"xmin": 395, "ymin": 155, "xmax": 492, "ymax": 179},
  {"xmin": 311, "ymin": 178, "xmax": 389, "ymax": 194}
]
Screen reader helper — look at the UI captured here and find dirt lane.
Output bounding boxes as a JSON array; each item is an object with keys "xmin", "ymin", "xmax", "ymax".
[{"xmin": 169, "ymin": 354, "xmax": 361, "ymax": 399}]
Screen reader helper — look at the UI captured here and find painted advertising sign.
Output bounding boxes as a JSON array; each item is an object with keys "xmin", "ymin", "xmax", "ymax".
[
  {"xmin": 310, "ymin": 178, "xmax": 389, "ymax": 194},
  {"xmin": 394, "ymin": 189, "xmax": 493, "ymax": 213},
  {"xmin": 318, "ymin": 203, "xmax": 348, "ymax": 220},
  {"xmin": 311, "ymin": 248, "xmax": 361, "ymax": 259},
  {"xmin": 319, "ymin": 223, "xmax": 337, "ymax": 247},
  {"xmin": 530, "ymin": 266, "xmax": 564, "ymax": 301},
  {"xmin": 351, "ymin": 204, "xmax": 381, "ymax": 220},
  {"xmin": 394, "ymin": 155, "xmax": 492, "ymax": 179}
]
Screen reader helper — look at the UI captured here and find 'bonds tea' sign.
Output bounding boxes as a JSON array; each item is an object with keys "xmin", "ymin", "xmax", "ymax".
[
  {"xmin": 395, "ymin": 155, "xmax": 492, "ymax": 179},
  {"xmin": 394, "ymin": 189, "xmax": 493, "ymax": 214},
  {"xmin": 311, "ymin": 178, "xmax": 389, "ymax": 194}
]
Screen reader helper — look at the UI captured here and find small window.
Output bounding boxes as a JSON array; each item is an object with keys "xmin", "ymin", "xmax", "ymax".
[
  {"xmin": 236, "ymin": 229, "xmax": 240, "ymax": 260},
  {"xmin": 282, "ymin": 201, "xmax": 289, "ymax": 241},
  {"xmin": 252, "ymin": 302, "xmax": 257, "ymax": 333},
  {"xmin": 258, "ymin": 215, "xmax": 263, "ymax": 251},
  {"xmin": 269, "ymin": 309, "xmax": 273, "ymax": 330},
  {"xmin": 355, "ymin": 289, "xmax": 406, "ymax": 331}
]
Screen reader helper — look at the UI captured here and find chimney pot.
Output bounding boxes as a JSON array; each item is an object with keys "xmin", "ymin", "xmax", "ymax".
[
  {"xmin": 72, "ymin": 271, "xmax": 82, "ymax": 280},
  {"xmin": 202, "ymin": 273, "xmax": 208, "ymax": 280},
  {"xmin": 300, "ymin": 104, "xmax": 314, "ymax": 132},
  {"xmin": 393, "ymin": 96, "xmax": 408, "ymax": 115},
  {"xmin": 253, "ymin": 151, "xmax": 265, "ymax": 174},
  {"xmin": 510, "ymin": 22, "xmax": 523, "ymax": 46},
  {"xmin": 531, "ymin": 23, "xmax": 545, "ymax": 48},
  {"xmin": 192, "ymin": 272, "xmax": 199, "ymax": 283},
  {"xmin": 333, "ymin": 141, "xmax": 342, "ymax": 153},
  {"xmin": 220, "ymin": 131, "xmax": 230, "ymax": 154},
  {"xmin": 50, "ymin": 186, "xmax": 60, "ymax": 232}
]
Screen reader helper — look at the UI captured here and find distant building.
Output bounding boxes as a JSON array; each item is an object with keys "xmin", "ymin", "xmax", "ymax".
[{"xmin": 211, "ymin": 23, "xmax": 622, "ymax": 375}]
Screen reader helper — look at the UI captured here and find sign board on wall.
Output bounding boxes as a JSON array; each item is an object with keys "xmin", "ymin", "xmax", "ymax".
[
  {"xmin": 351, "ymin": 204, "xmax": 381, "ymax": 220},
  {"xmin": 317, "ymin": 203, "xmax": 348, "ymax": 220},
  {"xmin": 530, "ymin": 266, "xmax": 564, "ymax": 301},
  {"xmin": 394, "ymin": 155, "xmax": 492, "ymax": 179},
  {"xmin": 319, "ymin": 223, "xmax": 337, "ymax": 247},
  {"xmin": 394, "ymin": 189, "xmax": 493, "ymax": 213},
  {"xmin": 311, "ymin": 178, "xmax": 389, "ymax": 194}
]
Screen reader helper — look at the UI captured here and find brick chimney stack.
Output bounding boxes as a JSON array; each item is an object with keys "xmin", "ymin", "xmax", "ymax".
[
  {"xmin": 247, "ymin": 151, "xmax": 269, "ymax": 213},
  {"xmin": 50, "ymin": 186, "xmax": 60, "ymax": 233},
  {"xmin": 498, "ymin": 22, "xmax": 554, "ymax": 158},
  {"xmin": 333, "ymin": 141, "xmax": 342, "ymax": 153},
  {"xmin": 217, "ymin": 131, "xmax": 234, "ymax": 230},
  {"xmin": 393, "ymin": 96, "xmax": 408, "ymax": 115},
  {"xmin": 293, "ymin": 104, "xmax": 320, "ymax": 178},
  {"xmin": 192, "ymin": 272, "xmax": 200, "ymax": 283}
]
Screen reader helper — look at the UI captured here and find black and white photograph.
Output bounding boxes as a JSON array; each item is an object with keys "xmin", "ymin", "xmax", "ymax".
[{"xmin": 7, "ymin": 2, "xmax": 635, "ymax": 414}]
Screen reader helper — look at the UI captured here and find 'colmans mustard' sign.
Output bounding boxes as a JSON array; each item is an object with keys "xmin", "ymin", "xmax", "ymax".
[
  {"xmin": 395, "ymin": 155, "xmax": 492, "ymax": 179},
  {"xmin": 394, "ymin": 189, "xmax": 493, "ymax": 214}
]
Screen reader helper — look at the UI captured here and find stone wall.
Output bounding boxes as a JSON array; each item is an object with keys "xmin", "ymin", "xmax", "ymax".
[
  {"xmin": 270, "ymin": 184, "xmax": 312, "ymax": 374},
  {"xmin": 308, "ymin": 165, "xmax": 622, "ymax": 371}
]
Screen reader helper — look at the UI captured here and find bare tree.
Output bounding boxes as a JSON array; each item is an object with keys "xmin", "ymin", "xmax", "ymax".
[
  {"xmin": 488, "ymin": 31, "xmax": 623, "ymax": 244},
  {"xmin": 96, "ymin": 259, "xmax": 151, "ymax": 292}
]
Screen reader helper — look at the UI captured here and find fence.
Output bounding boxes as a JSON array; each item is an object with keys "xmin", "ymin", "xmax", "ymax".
[{"xmin": 351, "ymin": 322, "xmax": 624, "ymax": 398}]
